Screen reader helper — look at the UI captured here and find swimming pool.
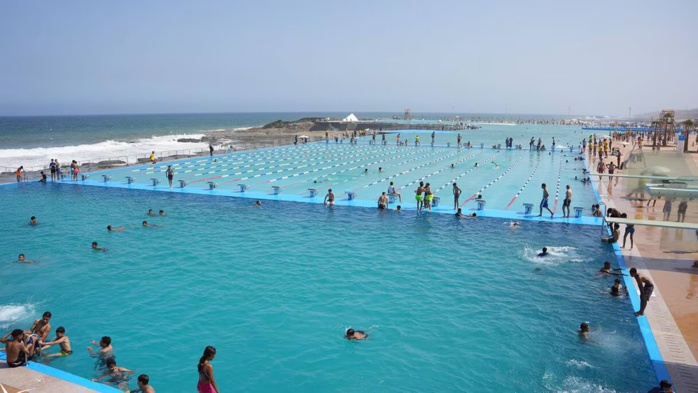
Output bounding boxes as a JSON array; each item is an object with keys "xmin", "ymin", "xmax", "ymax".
[
  {"xmin": 89, "ymin": 135, "xmax": 597, "ymax": 217},
  {"xmin": 0, "ymin": 183, "xmax": 656, "ymax": 391}
]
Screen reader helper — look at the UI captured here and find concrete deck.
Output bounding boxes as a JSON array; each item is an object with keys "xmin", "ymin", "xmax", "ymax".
[
  {"xmin": 0, "ymin": 353, "xmax": 119, "ymax": 393},
  {"xmin": 590, "ymin": 140, "xmax": 698, "ymax": 392}
]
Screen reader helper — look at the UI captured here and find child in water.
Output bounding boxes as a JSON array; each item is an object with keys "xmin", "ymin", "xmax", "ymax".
[{"xmin": 345, "ymin": 328, "xmax": 367, "ymax": 340}]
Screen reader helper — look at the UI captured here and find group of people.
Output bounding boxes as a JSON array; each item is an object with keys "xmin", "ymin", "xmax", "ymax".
[
  {"xmin": 6, "ymin": 211, "xmax": 228, "ymax": 393},
  {"xmin": 0, "ymin": 311, "xmax": 155, "ymax": 392}
]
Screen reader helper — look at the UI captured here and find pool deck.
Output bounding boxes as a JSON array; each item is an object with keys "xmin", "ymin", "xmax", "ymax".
[
  {"xmin": 0, "ymin": 353, "xmax": 120, "ymax": 392},
  {"xmin": 590, "ymin": 142, "xmax": 698, "ymax": 392}
]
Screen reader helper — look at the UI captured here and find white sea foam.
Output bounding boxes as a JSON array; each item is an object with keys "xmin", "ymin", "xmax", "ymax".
[
  {"xmin": 565, "ymin": 359, "xmax": 594, "ymax": 369},
  {"xmin": 0, "ymin": 134, "xmax": 210, "ymax": 171},
  {"xmin": 0, "ymin": 304, "xmax": 36, "ymax": 329},
  {"xmin": 523, "ymin": 245, "xmax": 591, "ymax": 265}
]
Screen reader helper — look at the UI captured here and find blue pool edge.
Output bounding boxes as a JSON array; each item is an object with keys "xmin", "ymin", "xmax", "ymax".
[
  {"xmin": 582, "ymin": 152, "xmax": 671, "ymax": 386},
  {"xmin": 0, "ymin": 351, "xmax": 120, "ymax": 392}
]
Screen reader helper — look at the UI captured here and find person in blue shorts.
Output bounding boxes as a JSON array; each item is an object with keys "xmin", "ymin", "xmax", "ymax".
[{"xmin": 538, "ymin": 183, "xmax": 554, "ymax": 218}]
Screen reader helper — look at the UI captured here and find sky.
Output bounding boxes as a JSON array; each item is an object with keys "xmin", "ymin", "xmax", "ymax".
[{"xmin": 1, "ymin": 0, "xmax": 696, "ymax": 117}]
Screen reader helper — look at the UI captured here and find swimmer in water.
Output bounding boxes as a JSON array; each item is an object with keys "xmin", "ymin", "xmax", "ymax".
[
  {"xmin": 395, "ymin": 205, "xmax": 401, "ymax": 212},
  {"xmin": 579, "ymin": 323, "xmax": 590, "ymax": 340},
  {"xmin": 92, "ymin": 242, "xmax": 107, "ymax": 252},
  {"xmin": 92, "ymin": 358, "xmax": 134, "ymax": 390},
  {"xmin": 492, "ymin": 162, "xmax": 500, "ymax": 168},
  {"xmin": 610, "ymin": 279, "xmax": 623, "ymax": 296},
  {"xmin": 125, "ymin": 374, "xmax": 155, "ymax": 393},
  {"xmin": 30, "ymin": 216, "xmax": 38, "ymax": 225},
  {"xmin": 345, "ymin": 328, "xmax": 367, "ymax": 340},
  {"xmin": 147, "ymin": 209, "xmax": 157, "ymax": 216},
  {"xmin": 107, "ymin": 225, "xmax": 125, "ymax": 232},
  {"xmin": 255, "ymin": 200, "xmax": 262, "ymax": 207},
  {"xmin": 537, "ymin": 247, "xmax": 549, "ymax": 257},
  {"xmin": 510, "ymin": 222, "xmax": 520, "ymax": 228},
  {"xmin": 598, "ymin": 261, "xmax": 625, "ymax": 276},
  {"xmin": 474, "ymin": 163, "xmax": 478, "ymax": 167},
  {"xmin": 17, "ymin": 254, "xmax": 35, "ymax": 263},
  {"xmin": 142, "ymin": 221, "xmax": 160, "ymax": 228},
  {"xmin": 159, "ymin": 210, "xmax": 165, "ymax": 216}
]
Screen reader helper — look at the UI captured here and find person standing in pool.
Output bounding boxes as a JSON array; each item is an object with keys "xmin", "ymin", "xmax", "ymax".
[
  {"xmin": 562, "ymin": 185, "xmax": 572, "ymax": 218},
  {"xmin": 92, "ymin": 358, "xmax": 134, "ymax": 390},
  {"xmin": 431, "ymin": 131, "xmax": 435, "ymax": 144},
  {"xmin": 377, "ymin": 192, "xmax": 389, "ymax": 210},
  {"xmin": 629, "ymin": 267, "xmax": 654, "ymax": 316},
  {"xmin": 197, "ymin": 346, "xmax": 219, "ymax": 393},
  {"xmin": 452, "ymin": 182, "xmax": 462, "ymax": 210},
  {"xmin": 126, "ymin": 374, "xmax": 155, "ymax": 393},
  {"xmin": 165, "ymin": 165, "xmax": 174, "ymax": 188},
  {"xmin": 209, "ymin": 144, "xmax": 214, "ymax": 156},
  {"xmin": 538, "ymin": 183, "xmax": 554, "ymax": 218},
  {"xmin": 27, "ymin": 311, "xmax": 52, "ymax": 343},
  {"xmin": 40, "ymin": 326, "xmax": 72, "ymax": 358},
  {"xmin": 415, "ymin": 182, "xmax": 425, "ymax": 211},
  {"xmin": 324, "ymin": 189, "xmax": 335, "ymax": 206}
]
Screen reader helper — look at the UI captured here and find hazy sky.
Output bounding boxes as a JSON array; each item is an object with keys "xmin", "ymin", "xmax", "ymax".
[{"xmin": 1, "ymin": 0, "xmax": 696, "ymax": 116}]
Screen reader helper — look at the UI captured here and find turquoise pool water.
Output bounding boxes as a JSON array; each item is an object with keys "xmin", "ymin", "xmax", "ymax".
[
  {"xmin": 91, "ymin": 134, "xmax": 597, "ymax": 215},
  {"xmin": 0, "ymin": 183, "xmax": 655, "ymax": 392}
]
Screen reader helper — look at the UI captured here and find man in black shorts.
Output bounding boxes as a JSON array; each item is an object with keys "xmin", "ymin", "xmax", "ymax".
[
  {"xmin": 562, "ymin": 185, "xmax": 572, "ymax": 218},
  {"xmin": 629, "ymin": 268, "xmax": 654, "ymax": 316}
]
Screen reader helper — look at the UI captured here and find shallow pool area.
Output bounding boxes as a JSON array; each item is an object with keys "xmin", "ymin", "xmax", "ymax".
[
  {"xmin": 88, "ymin": 136, "xmax": 597, "ymax": 219},
  {"xmin": 0, "ymin": 182, "xmax": 657, "ymax": 392}
]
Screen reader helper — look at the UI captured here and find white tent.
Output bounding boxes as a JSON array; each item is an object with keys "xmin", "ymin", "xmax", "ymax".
[{"xmin": 343, "ymin": 113, "xmax": 359, "ymax": 122}]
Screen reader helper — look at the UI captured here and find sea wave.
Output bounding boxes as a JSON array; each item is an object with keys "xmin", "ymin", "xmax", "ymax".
[
  {"xmin": 0, "ymin": 134, "xmax": 210, "ymax": 171},
  {"xmin": 0, "ymin": 303, "xmax": 36, "ymax": 329}
]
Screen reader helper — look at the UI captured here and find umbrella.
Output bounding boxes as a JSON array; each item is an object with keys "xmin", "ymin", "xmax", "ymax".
[
  {"xmin": 600, "ymin": 135, "xmax": 612, "ymax": 139},
  {"xmin": 298, "ymin": 135, "xmax": 309, "ymax": 139},
  {"xmin": 640, "ymin": 166, "xmax": 671, "ymax": 176}
]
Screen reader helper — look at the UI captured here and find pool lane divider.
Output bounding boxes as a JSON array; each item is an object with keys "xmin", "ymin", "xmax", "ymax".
[
  {"xmin": 265, "ymin": 145, "xmax": 445, "ymax": 190},
  {"xmin": 461, "ymin": 150, "xmax": 522, "ymax": 206},
  {"xmin": 247, "ymin": 144, "xmax": 437, "ymax": 189},
  {"xmin": 504, "ymin": 155, "xmax": 541, "ymax": 210},
  {"xmin": 363, "ymin": 148, "xmax": 482, "ymax": 193},
  {"xmin": 551, "ymin": 158, "xmax": 563, "ymax": 214},
  {"xmin": 266, "ymin": 144, "xmax": 443, "ymax": 187},
  {"xmin": 395, "ymin": 149, "xmax": 484, "ymax": 192},
  {"xmin": 315, "ymin": 147, "xmax": 449, "ymax": 190},
  {"xmin": 432, "ymin": 151, "xmax": 492, "ymax": 194},
  {"xmin": 582, "ymin": 149, "xmax": 671, "ymax": 386}
]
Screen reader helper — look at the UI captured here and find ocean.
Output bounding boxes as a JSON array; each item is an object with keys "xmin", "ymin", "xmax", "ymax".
[{"xmin": 0, "ymin": 112, "xmax": 575, "ymax": 172}]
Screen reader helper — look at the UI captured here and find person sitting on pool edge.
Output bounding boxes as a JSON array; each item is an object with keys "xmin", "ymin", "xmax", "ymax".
[
  {"xmin": 107, "ymin": 225, "xmax": 125, "ymax": 232},
  {"xmin": 601, "ymin": 223, "xmax": 620, "ymax": 243},
  {"xmin": 537, "ymin": 247, "xmax": 549, "ymax": 257},
  {"xmin": 0, "ymin": 329, "xmax": 34, "ymax": 367},
  {"xmin": 345, "ymin": 328, "xmax": 367, "ymax": 340}
]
